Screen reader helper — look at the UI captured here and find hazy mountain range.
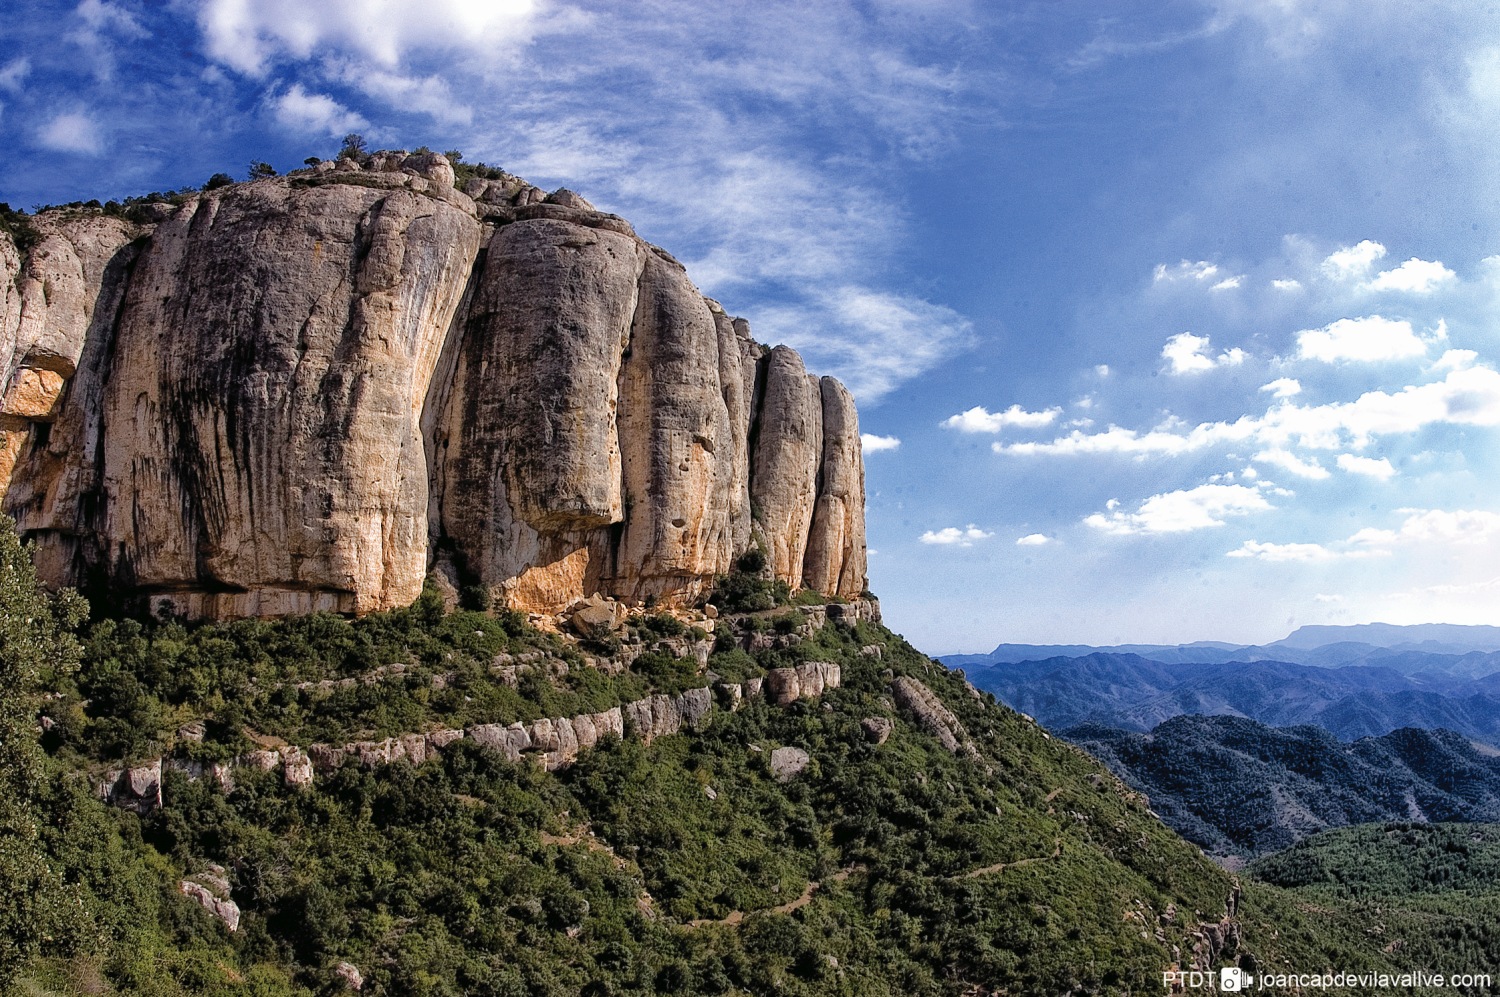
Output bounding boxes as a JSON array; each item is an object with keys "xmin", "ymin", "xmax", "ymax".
[
  {"xmin": 1070, "ymin": 715, "xmax": 1500, "ymax": 861},
  {"xmin": 948, "ymin": 624, "xmax": 1500, "ymax": 740}
]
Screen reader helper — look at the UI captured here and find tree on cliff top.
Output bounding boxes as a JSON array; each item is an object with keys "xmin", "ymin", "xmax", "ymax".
[{"xmin": 0, "ymin": 515, "xmax": 88, "ymax": 985}]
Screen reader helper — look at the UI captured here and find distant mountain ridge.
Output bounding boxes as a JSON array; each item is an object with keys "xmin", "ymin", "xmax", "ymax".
[
  {"xmin": 1069, "ymin": 715, "xmax": 1500, "ymax": 861},
  {"xmin": 965, "ymin": 652, "xmax": 1500, "ymax": 742},
  {"xmin": 943, "ymin": 623, "xmax": 1500, "ymax": 675}
]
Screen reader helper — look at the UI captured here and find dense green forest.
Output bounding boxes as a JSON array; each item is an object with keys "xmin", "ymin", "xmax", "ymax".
[
  {"xmin": 5, "ymin": 515, "xmax": 1498, "ymax": 995},
  {"xmin": 1071, "ymin": 715, "xmax": 1500, "ymax": 860}
]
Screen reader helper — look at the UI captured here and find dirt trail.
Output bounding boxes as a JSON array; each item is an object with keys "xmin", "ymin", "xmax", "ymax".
[
  {"xmin": 686, "ymin": 867, "xmax": 861, "ymax": 928},
  {"xmin": 960, "ymin": 838, "xmax": 1062, "ymax": 880}
]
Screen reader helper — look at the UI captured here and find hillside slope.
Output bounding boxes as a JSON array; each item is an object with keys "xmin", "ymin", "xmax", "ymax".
[
  {"xmin": 1071, "ymin": 715, "xmax": 1500, "ymax": 861},
  {"xmin": 6, "ymin": 553, "xmax": 1431, "ymax": 995}
]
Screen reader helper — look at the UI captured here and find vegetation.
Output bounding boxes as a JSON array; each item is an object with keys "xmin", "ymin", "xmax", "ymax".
[
  {"xmin": 1247, "ymin": 823, "xmax": 1500, "ymax": 990},
  {"xmin": 4, "ymin": 532, "xmax": 1495, "ymax": 993},
  {"xmin": 1069, "ymin": 715, "xmax": 1500, "ymax": 860}
]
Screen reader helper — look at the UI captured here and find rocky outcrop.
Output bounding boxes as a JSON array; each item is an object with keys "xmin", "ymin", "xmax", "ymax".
[
  {"xmin": 891, "ymin": 676, "xmax": 976, "ymax": 757},
  {"xmin": 1, "ymin": 154, "xmax": 867, "ymax": 618},
  {"xmin": 764, "ymin": 661, "xmax": 841, "ymax": 706},
  {"xmin": 179, "ymin": 876, "xmax": 241, "ymax": 932},
  {"xmin": 100, "ymin": 657, "xmax": 848, "ymax": 803},
  {"xmin": 97, "ymin": 759, "xmax": 163, "ymax": 814}
]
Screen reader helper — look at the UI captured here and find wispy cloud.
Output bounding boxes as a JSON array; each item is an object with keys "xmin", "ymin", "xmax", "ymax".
[
  {"xmin": 1230, "ymin": 508, "xmax": 1500, "ymax": 562},
  {"xmin": 997, "ymin": 365, "xmax": 1500, "ymax": 457},
  {"xmin": 1153, "ymin": 259, "xmax": 1220, "ymax": 283},
  {"xmin": 36, "ymin": 111, "xmax": 102, "ymax": 154}
]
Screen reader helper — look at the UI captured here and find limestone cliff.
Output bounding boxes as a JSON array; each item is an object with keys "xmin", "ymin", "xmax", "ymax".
[{"xmin": 0, "ymin": 153, "xmax": 868, "ymax": 617}]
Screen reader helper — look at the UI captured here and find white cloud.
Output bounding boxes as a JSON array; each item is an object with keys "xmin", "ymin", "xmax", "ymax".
[
  {"xmin": 1321, "ymin": 240, "xmax": 1386, "ymax": 280},
  {"xmin": 920, "ymin": 524, "xmax": 994, "ymax": 546},
  {"xmin": 1233, "ymin": 508, "xmax": 1500, "ymax": 565},
  {"xmin": 1016, "ymin": 533, "xmax": 1051, "ymax": 546},
  {"xmin": 197, "ymin": 0, "xmax": 546, "ymax": 75},
  {"xmin": 761, "ymin": 288, "xmax": 974, "ymax": 401},
  {"xmin": 1271, "ymin": 278, "xmax": 1302, "ymax": 291},
  {"xmin": 997, "ymin": 364, "xmax": 1500, "ymax": 458},
  {"xmin": 0, "ymin": 57, "xmax": 29, "ymax": 93},
  {"xmin": 1351, "ymin": 508, "xmax": 1500, "ymax": 548},
  {"xmin": 1336, "ymin": 453, "xmax": 1396, "ymax": 479},
  {"xmin": 1434, "ymin": 349, "xmax": 1478, "ymax": 371},
  {"xmin": 1226, "ymin": 540, "xmax": 1336, "ymax": 561},
  {"xmin": 1295, "ymin": 315, "xmax": 1427, "ymax": 363},
  {"xmin": 1153, "ymin": 259, "xmax": 1220, "ymax": 283},
  {"xmin": 328, "ymin": 62, "xmax": 473, "ymax": 126},
  {"xmin": 1253, "ymin": 448, "xmax": 1329, "ymax": 479},
  {"xmin": 1260, "ymin": 377, "xmax": 1302, "ymax": 398},
  {"xmin": 1084, "ymin": 483, "xmax": 1273, "ymax": 535},
  {"xmin": 943, "ymin": 403, "xmax": 1060, "ymax": 432},
  {"xmin": 1210, "ymin": 275, "xmax": 1244, "ymax": 291},
  {"xmin": 861, "ymin": 433, "xmax": 901, "ymax": 453},
  {"xmin": 271, "ymin": 84, "xmax": 369, "ymax": 137},
  {"xmin": 36, "ymin": 112, "xmax": 102, "ymax": 154},
  {"xmin": 1094, "ymin": 364, "xmax": 1110, "ymax": 377},
  {"xmin": 1314, "ymin": 593, "xmax": 1344, "ymax": 603},
  {"xmin": 1161, "ymin": 332, "xmax": 1247, "ymax": 374},
  {"xmin": 1366, "ymin": 257, "xmax": 1457, "ymax": 294}
]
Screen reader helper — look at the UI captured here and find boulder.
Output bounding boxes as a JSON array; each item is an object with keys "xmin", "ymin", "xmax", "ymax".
[
  {"xmin": 860, "ymin": 717, "xmax": 894, "ymax": 745},
  {"xmin": 770, "ymin": 746, "xmax": 810, "ymax": 782}
]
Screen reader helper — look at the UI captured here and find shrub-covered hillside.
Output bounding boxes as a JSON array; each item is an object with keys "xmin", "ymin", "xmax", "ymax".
[{"xmin": 1, "ymin": 518, "xmax": 1470, "ymax": 996}]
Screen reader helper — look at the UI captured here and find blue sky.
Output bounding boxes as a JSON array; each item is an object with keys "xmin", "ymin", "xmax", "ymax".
[{"xmin": 4, "ymin": 1, "xmax": 1500, "ymax": 653}]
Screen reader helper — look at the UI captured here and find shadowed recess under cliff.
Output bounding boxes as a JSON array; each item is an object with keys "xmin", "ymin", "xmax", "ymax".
[{"xmin": 0, "ymin": 152, "xmax": 867, "ymax": 618}]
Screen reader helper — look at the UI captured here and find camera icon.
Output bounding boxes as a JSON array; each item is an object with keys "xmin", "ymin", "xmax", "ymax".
[{"xmin": 1220, "ymin": 967, "xmax": 1252, "ymax": 991}]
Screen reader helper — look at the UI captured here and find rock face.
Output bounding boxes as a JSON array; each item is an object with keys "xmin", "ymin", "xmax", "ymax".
[
  {"xmin": 0, "ymin": 155, "xmax": 868, "ymax": 618},
  {"xmin": 891, "ymin": 676, "xmax": 976, "ymax": 757}
]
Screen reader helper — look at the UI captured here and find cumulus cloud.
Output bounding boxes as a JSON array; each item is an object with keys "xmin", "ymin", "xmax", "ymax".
[
  {"xmin": 1161, "ymin": 332, "xmax": 1247, "ymax": 374},
  {"xmin": 36, "ymin": 112, "xmax": 102, "ymax": 154},
  {"xmin": 327, "ymin": 62, "xmax": 473, "ymax": 126},
  {"xmin": 1294, "ymin": 315, "xmax": 1428, "ymax": 363},
  {"xmin": 1211, "ymin": 275, "xmax": 1244, "ymax": 291},
  {"xmin": 995, "ymin": 365, "xmax": 1500, "ymax": 457},
  {"xmin": 1260, "ymin": 377, "xmax": 1302, "ymax": 398},
  {"xmin": 920, "ymin": 524, "xmax": 994, "ymax": 546},
  {"xmin": 1084, "ymin": 483, "xmax": 1274, "ymax": 535},
  {"xmin": 1153, "ymin": 259, "xmax": 1220, "ymax": 283},
  {"xmin": 861, "ymin": 433, "xmax": 901, "ymax": 453},
  {"xmin": 1016, "ymin": 533, "xmax": 1051, "ymax": 546},
  {"xmin": 1434, "ymin": 349, "xmax": 1478, "ymax": 371},
  {"xmin": 271, "ymin": 84, "xmax": 369, "ymax": 137},
  {"xmin": 1271, "ymin": 278, "xmax": 1302, "ymax": 291},
  {"xmin": 943, "ymin": 404, "xmax": 1060, "ymax": 432},
  {"xmin": 1321, "ymin": 240, "xmax": 1386, "ymax": 280},
  {"xmin": 1336, "ymin": 453, "xmax": 1396, "ymax": 479},
  {"xmin": 1253, "ymin": 448, "xmax": 1328, "ymax": 479},
  {"xmin": 1366, "ymin": 257, "xmax": 1456, "ymax": 294}
]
